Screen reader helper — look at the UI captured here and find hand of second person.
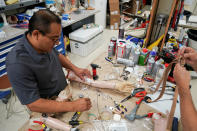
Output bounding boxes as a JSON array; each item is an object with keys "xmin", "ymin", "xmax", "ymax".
[
  {"xmin": 74, "ymin": 68, "xmax": 92, "ymax": 81},
  {"xmin": 173, "ymin": 63, "xmax": 190, "ymax": 90},
  {"xmin": 180, "ymin": 47, "xmax": 195, "ymax": 56},
  {"xmin": 180, "ymin": 47, "xmax": 197, "ymax": 71},
  {"xmin": 72, "ymin": 98, "xmax": 92, "ymax": 112}
]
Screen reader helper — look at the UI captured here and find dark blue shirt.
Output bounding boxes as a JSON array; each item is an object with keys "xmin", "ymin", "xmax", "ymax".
[{"xmin": 6, "ymin": 33, "xmax": 67, "ymax": 105}]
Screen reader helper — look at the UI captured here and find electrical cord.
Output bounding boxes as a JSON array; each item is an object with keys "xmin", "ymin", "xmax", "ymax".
[{"xmin": 96, "ymin": 90, "xmax": 106, "ymax": 131}]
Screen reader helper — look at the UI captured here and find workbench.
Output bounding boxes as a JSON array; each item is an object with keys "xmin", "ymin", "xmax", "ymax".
[{"xmin": 18, "ymin": 52, "xmax": 171, "ymax": 131}]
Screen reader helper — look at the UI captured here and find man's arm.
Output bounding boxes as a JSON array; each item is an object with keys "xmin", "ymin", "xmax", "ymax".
[
  {"xmin": 58, "ymin": 53, "xmax": 78, "ymax": 72},
  {"xmin": 27, "ymin": 98, "xmax": 92, "ymax": 113},
  {"xmin": 58, "ymin": 54, "xmax": 92, "ymax": 80},
  {"xmin": 174, "ymin": 64, "xmax": 197, "ymax": 131}
]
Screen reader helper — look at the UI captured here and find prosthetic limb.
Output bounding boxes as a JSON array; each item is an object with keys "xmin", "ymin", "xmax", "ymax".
[
  {"xmin": 56, "ymin": 85, "xmax": 72, "ymax": 102},
  {"xmin": 70, "ymin": 0, "xmax": 77, "ymax": 12},
  {"xmin": 40, "ymin": 115, "xmax": 72, "ymax": 131},
  {"xmin": 67, "ymin": 71, "xmax": 135, "ymax": 93}
]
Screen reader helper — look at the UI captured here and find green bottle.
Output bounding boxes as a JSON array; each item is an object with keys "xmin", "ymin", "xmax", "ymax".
[{"xmin": 138, "ymin": 48, "xmax": 148, "ymax": 66}]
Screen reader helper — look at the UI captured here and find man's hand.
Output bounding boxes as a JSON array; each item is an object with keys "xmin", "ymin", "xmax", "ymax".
[
  {"xmin": 180, "ymin": 47, "xmax": 197, "ymax": 71},
  {"xmin": 74, "ymin": 68, "xmax": 92, "ymax": 81},
  {"xmin": 72, "ymin": 98, "xmax": 92, "ymax": 112},
  {"xmin": 173, "ymin": 63, "xmax": 190, "ymax": 91}
]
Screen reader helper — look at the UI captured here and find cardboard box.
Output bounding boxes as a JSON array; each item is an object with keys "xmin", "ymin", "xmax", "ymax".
[
  {"xmin": 122, "ymin": 0, "xmax": 141, "ymax": 15},
  {"xmin": 110, "ymin": 10, "xmax": 119, "ymax": 15},
  {"xmin": 109, "ymin": 0, "xmax": 120, "ymax": 12},
  {"xmin": 110, "ymin": 14, "xmax": 120, "ymax": 30}
]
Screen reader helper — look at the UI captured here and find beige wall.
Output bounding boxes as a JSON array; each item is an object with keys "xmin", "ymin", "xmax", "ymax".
[{"xmin": 185, "ymin": 0, "xmax": 197, "ymax": 15}]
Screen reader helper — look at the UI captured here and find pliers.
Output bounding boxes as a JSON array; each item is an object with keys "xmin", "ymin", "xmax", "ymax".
[
  {"xmin": 28, "ymin": 121, "xmax": 49, "ymax": 131},
  {"xmin": 121, "ymin": 88, "xmax": 146, "ymax": 103}
]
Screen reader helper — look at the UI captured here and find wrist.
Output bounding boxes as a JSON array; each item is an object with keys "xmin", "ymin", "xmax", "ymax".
[
  {"xmin": 61, "ymin": 101, "xmax": 76, "ymax": 112},
  {"xmin": 72, "ymin": 66, "xmax": 79, "ymax": 73},
  {"xmin": 70, "ymin": 101, "xmax": 77, "ymax": 112},
  {"xmin": 177, "ymin": 85, "xmax": 190, "ymax": 96}
]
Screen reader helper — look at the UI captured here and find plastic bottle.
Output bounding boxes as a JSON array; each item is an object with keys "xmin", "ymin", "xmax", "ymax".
[
  {"xmin": 138, "ymin": 48, "xmax": 148, "ymax": 66},
  {"xmin": 108, "ymin": 42, "xmax": 114, "ymax": 58},
  {"xmin": 152, "ymin": 59, "xmax": 163, "ymax": 79},
  {"xmin": 118, "ymin": 26, "xmax": 124, "ymax": 39},
  {"xmin": 125, "ymin": 43, "xmax": 132, "ymax": 59},
  {"xmin": 111, "ymin": 37, "xmax": 117, "ymax": 56},
  {"xmin": 149, "ymin": 51, "xmax": 156, "ymax": 59},
  {"xmin": 133, "ymin": 48, "xmax": 140, "ymax": 65},
  {"xmin": 146, "ymin": 57, "xmax": 155, "ymax": 74},
  {"xmin": 117, "ymin": 58, "xmax": 134, "ymax": 67}
]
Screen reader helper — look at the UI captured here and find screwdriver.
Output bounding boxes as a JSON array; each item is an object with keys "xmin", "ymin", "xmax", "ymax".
[
  {"xmin": 69, "ymin": 120, "xmax": 84, "ymax": 126},
  {"xmin": 71, "ymin": 112, "xmax": 81, "ymax": 121}
]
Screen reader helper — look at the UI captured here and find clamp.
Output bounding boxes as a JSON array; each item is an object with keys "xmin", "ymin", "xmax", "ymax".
[
  {"xmin": 124, "ymin": 98, "xmax": 158, "ymax": 121},
  {"xmin": 125, "ymin": 97, "xmax": 144, "ymax": 121}
]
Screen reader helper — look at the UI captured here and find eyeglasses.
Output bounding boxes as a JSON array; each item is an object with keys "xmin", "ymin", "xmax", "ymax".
[
  {"xmin": 38, "ymin": 30, "xmax": 60, "ymax": 43},
  {"xmin": 44, "ymin": 34, "xmax": 60, "ymax": 43}
]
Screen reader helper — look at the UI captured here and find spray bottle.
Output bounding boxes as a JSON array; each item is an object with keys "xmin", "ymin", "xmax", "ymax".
[
  {"xmin": 108, "ymin": 41, "xmax": 114, "ymax": 59},
  {"xmin": 133, "ymin": 48, "xmax": 140, "ymax": 65},
  {"xmin": 138, "ymin": 48, "xmax": 148, "ymax": 66},
  {"xmin": 125, "ymin": 43, "xmax": 132, "ymax": 59}
]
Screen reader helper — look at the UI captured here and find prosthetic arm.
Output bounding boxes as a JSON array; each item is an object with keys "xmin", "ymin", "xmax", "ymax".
[
  {"xmin": 40, "ymin": 115, "xmax": 72, "ymax": 131},
  {"xmin": 67, "ymin": 70, "xmax": 135, "ymax": 93}
]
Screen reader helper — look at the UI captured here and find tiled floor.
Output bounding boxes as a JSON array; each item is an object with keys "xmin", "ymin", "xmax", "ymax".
[{"xmin": 0, "ymin": 29, "xmax": 197, "ymax": 131}]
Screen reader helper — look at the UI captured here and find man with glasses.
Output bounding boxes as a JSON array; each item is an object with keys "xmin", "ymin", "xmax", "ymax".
[{"xmin": 6, "ymin": 9, "xmax": 92, "ymax": 113}]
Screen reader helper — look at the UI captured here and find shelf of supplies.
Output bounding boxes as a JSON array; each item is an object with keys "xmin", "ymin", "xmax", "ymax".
[{"xmin": 0, "ymin": 0, "xmax": 44, "ymax": 13}]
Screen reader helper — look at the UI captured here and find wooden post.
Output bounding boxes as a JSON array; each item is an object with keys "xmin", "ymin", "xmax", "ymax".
[
  {"xmin": 144, "ymin": 0, "xmax": 159, "ymax": 47},
  {"xmin": 160, "ymin": 0, "xmax": 179, "ymax": 51}
]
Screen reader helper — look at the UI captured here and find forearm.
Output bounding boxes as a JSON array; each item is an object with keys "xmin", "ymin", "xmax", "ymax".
[
  {"xmin": 27, "ymin": 98, "xmax": 75, "ymax": 113},
  {"xmin": 58, "ymin": 54, "xmax": 78, "ymax": 72},
  {"xmin": 67, "ymin": 71, "xmax": 116, "ymax": 89},
  {"xmin": 179, "ymin": 87, "xmax": 197, "ymax": 131}
]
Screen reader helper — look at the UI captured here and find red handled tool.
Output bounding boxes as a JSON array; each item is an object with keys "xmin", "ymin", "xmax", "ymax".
[
  {"xmin": 121, "ymin": 88, "xmax": 146, "ymax": 103},
  {"xmin": 28, "ymin": 121, "xmax": 48, "ymax": 131},
  {"xmin": 125, "ymin": 97, "xmax": 144, "ymax": 121}
]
